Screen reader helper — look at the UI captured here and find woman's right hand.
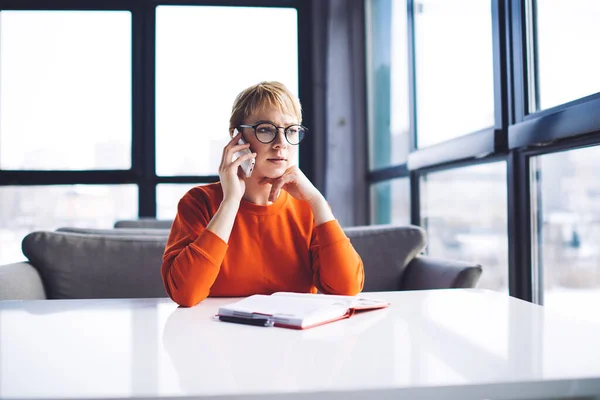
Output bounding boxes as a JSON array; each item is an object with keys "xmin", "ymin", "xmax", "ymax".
[{"xmin": 219, "ymin": 131, "xmax": 256, "ymax": 204}]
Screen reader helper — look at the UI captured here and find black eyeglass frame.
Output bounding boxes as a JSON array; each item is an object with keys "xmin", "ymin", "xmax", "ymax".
[{"xmin": 237, "ymin": 123, "xmax": 308, "ymax": 145}]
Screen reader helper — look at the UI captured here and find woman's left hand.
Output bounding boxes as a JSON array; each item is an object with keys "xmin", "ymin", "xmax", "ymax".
[
  {"xmin": 263, "ymin": 166, "xmax": 335, "ymax": 225},
  {"xmin": 260, "ymin": 166, "xmax": 322, "ymax": 205}
]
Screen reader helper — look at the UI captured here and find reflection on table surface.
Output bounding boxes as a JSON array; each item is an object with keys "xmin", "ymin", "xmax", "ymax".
[{"xmin": 1, "ymin": 289, "xmax": 600, "ymax": 399}]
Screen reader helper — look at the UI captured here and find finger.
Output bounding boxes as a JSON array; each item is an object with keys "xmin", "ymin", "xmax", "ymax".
[
  {"xmin": 237, "ymin": 164, "xmax": 247, "ymax": 180},
  {"xmin": 224, "ymin": 130, "xmax": 245, "ymax": 153},
  {"xmin": 228, "ymin": 129, "xmax": 242, "ymax": 144},
  {"xmin": 229, "ymin": 142, "xmax": 251, "ymax": 157},
  {"xmin": 222, "ymin": 154, "xmax": 252, "ymax": 181},
  {"xmin": 268, "ymin": 180, "xmax": 280, "ymax": 201},
  {"xmin": 269, "ymin": 175, "xmax": 291, "ymax": 202},
  {"xmin": 223, "ymin": 140, "xmax": 251, "ymax": 165},
  {"xmin": 220, "ymin": 131, "xmax": 241, "ymax": 163},
  {"xmin": 268, "ymin": 186, "xmax": 278, "ymax": 202},
  {"xmin": 229, "ymin": 152, "xmax": 256, "ymax": 171},
  {"xmin": 222, "ymin": 134, "xmax": 240, "ymax": 165}
]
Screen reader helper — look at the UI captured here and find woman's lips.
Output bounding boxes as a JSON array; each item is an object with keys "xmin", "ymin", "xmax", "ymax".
[{"xmin": 267, "ymin": 158, "xmax": 286, "ymax": 164}]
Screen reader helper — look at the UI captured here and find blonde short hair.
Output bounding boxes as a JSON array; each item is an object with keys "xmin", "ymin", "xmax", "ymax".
[{"xmin": 229, "ymin": 81, "xmax": 302, "ymax": 130}]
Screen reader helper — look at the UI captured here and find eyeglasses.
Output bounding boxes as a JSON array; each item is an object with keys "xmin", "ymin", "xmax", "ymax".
[{"xmin": 237, "ymin": 122, "xmax": 308, "ymax": 145}]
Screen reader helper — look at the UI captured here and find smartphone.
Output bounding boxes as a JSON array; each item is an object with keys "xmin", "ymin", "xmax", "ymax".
[{"xmin": 233, "ymin": 132, "xmax": 254, "ymax": 177}]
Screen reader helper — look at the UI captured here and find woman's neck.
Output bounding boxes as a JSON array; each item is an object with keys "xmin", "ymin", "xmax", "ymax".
[{"xmin": 242, "ymin": 177, "xmax": 276, "ymax": 205}]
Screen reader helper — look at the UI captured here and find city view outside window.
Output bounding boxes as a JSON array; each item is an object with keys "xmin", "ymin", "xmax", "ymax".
[
  {"xmin": 532, "ymin": 146, "xmax": 600, "ymax": 324},
  {"xmin": 420, "ymin": 162, "xmax": 508, "ymax": 292},
  {"xmin": 0, "ymin": 185, "xmax": 138, "ymax": 265}
]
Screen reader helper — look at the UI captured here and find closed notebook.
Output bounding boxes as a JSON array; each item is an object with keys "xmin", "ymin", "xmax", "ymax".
[{"xmin": 217, "ymin": 292, "xmax": 390, "ymax": 330}]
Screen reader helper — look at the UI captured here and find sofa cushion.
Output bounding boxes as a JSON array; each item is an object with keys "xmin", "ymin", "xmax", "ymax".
[
  {"xmin": 57, "ymin": 227, "xmax": 169, "ymax": 236},
  {"xmin": 344, "ymin": 224, "xmax": 427, "ymax": 291},
  {"xmin": 114, "ymin": 219, "xmax": 173, "ymax": 229},
  {"xmin": 22, "ymin": 231, "xmax": 167, "ymax": 300}
]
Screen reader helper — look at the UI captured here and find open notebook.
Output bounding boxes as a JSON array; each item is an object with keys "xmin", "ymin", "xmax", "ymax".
[{"xmin": 217, "ymin": 292, "xmax": 390, "ymax": 330}]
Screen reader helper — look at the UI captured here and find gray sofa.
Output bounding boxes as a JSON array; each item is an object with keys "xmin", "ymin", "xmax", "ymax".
[{"xmin": 0, "ymin": 222, "xmax": 482, "ymax": 300}]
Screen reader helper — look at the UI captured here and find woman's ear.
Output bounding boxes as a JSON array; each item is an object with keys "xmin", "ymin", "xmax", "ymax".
[{"xmin": 230, "ymin": 128, "xmax": 238, "ymax": 138}]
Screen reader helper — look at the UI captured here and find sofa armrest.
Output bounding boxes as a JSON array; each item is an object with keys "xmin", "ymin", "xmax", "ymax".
[
  {"xmin": 0, "ymin": 262, "xmax": 47, "ymax": 300},
  {"xmin": 399, "ymin": 256, "xmax": 482, "ymax": 290}
]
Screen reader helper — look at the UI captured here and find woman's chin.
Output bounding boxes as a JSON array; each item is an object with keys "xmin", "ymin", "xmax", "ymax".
[{"xmin": 256, "ymin": 165, "xmax": 288, "ymax": 178}]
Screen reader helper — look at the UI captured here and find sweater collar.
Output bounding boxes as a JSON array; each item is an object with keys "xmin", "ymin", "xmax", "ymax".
[{"xmin": 238, "ymin": 189, "xmax": 289, "ymax": 215}]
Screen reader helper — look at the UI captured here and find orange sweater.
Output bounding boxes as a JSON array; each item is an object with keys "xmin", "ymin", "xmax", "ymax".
[{"xmin": 161, "ymin": 183, "xmax": 364, "ymax": 307}]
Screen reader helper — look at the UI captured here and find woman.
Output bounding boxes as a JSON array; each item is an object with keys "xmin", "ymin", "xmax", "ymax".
[{"xmin": 161, "ymin": 81, "xmax": 364, "ymax": 307}]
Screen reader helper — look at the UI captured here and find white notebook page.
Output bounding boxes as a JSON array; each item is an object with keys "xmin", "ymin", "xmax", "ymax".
[{"xmin": 219, "ymin": 294, "xmax": 351, "ymax": 327}]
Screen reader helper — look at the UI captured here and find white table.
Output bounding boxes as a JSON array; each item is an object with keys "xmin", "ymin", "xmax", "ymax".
[{"xmin": 1, "ymin": 289, "xmax": 599, "ymax": 400}]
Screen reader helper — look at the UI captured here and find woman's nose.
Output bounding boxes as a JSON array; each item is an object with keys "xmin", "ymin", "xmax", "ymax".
[{"xmin": 272, "ymin": 129, "xmax": 288, "ymax": 147}]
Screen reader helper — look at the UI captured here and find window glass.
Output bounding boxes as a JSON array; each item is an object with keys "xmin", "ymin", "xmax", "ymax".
[
  {"xmin": 0, "ymin": 11, "xmax": 132, "ymax": 170},
  {"xmin": 0, "ymin": 185, "xmax": 137, "ymax": 265},
  {"xmin": 155, "ymin": 6, "xmax": 298, "ymax": 176},
  {"xmin": 366, "ymin": 0, "xmax": 410, "ymax": 168},
  {"xmin": 531, "ymin": 146, "xmax": 600, "ymax": 324},
  {"xmin": 530, "ymin": 0, "xmax": 600, "ymax": 111},
  {"xmin": 370, "ymin": 179, "xmax": 411, "ymax": 225},
  {"xmin": 414, "ymin": 0, "xmax": 494, "ymax": 147},
  {"xmin": 420, "ymin": 162, "xmax": 508, "ymax": 291},
  {"xmin": 156, "ymin": 183, "xmax": 204, "ymax": 220}
]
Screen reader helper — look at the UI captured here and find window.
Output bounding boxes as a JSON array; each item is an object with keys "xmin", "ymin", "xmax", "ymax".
[
  {"xmin": 420, "ymin": 162, "xmax": 508, "ymax": 291},
  {"xmin": 413, "ymin": 0, "xmax": 494, "ymax": 147},
  {"xmin": 156, "ymin": 184, "xmax": 203, "ymax": 220},
  {"xmin": 529, "ymin": 0, "xmax": 600, "ymax": 111},
  {"xmin": 370, "ymin": 179, "xmax": 411, "ymax": 225},
  {"xmin": 531, "ymin": 146, "xmax": 600, "ymax": 324},
  {"xmin": 366, "ymin": 0, "xmax": 600, "ymax": 304},
  {"xmin": 155, "ymin": 6, "xmax": 299, "ymax": 176},
  {"xmin": 0, "ymin": 185, "xmax": 137, "ymax": 265},
  {"xmin": 366, "ymin": 0, "xmax": 410, "ymax": 168},
  {"xmin": 0, "ymin": 10, "xmax": 132, "ymax": 170}
]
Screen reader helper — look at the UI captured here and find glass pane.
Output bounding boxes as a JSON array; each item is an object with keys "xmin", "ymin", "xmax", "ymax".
[
  {"xmin": 156, "ymin": 6, "xmax": 298, "ymax": 176},
  {"xmin": 0, "ymin": 185, "xmax": 137, "ymax": 265},
  {"xmin": 532, "ymin": 1, "xmax": 600, "ymax": 111},
  {"xmin": 414, "ymin": 0, "xmax": 494, "ymax": 148},
  {"xmin": 420, "ymin": 162, "xmax": 508, "ymax": 291},
  {"xmin": 370, "ymin": 178, "xmax": 411, "ymax": 225},
  {"xmin": 366, "ymin": 0, "xmax": 410, "ymax": 168},
  {"xmin": 157, "ymin": 183, "xmax": 204, "ymax": 220},
  {"xmin": 0, "ymin": 11, "xmax": 132, "ymax": 170},
  {"xmin": 531, "ymin": 146, "xmax": 600, "ymax": 324}
]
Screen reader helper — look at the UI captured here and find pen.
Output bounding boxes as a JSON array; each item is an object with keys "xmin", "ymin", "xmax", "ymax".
[{"xmin": 218, "ymin": 315, "xmax": 273, "ymax": 327}]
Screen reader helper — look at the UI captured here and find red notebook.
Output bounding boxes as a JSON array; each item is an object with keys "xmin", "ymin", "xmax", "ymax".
[{"xmin": 217, "ymin": 292, "xmax": 390, "ymax": 330}]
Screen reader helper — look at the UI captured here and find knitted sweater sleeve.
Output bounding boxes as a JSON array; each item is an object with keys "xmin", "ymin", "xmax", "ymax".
[
  {"xmin": 161, "ymin": 191, "xmax": 228, "ymax": 307},
  {"xmin": 310, "ymin": 220, "xmax": 364, "ymax": 295}
]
